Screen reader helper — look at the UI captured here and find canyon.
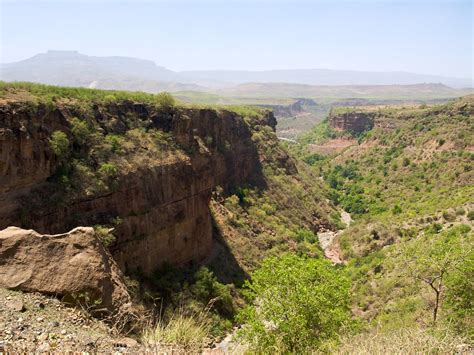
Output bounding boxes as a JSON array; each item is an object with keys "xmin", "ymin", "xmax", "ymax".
[{"xmin": 0, "ymin": 96, "xmax": 289, "ymax": 276}]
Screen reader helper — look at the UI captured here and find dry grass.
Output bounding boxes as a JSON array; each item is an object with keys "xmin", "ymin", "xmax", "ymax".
[
  {"xmin": 141, "ymin": 309, "xmax": 211, "ymax": 353},
  {"xmin": 334, "ymin": 327, "xmax": 470, "ymax": 354}
]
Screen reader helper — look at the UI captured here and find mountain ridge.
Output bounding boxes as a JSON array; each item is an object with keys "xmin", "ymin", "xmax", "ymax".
[{"xmin": 1, "ymin": 50, "xmax": 472, "ymax": 90}]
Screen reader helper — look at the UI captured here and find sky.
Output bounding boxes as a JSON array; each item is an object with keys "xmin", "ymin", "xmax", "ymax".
[{"xmin": 0, "ymin": 0, "xmax": 472, "ymax": 78}]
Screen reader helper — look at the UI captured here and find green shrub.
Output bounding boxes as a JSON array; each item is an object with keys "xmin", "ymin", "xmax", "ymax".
[
  {"xmin": 303, "ymin": 153, "xmax": 325, "ymax": 166},
  {"xmin": 392, "ymin": 205, "xmax": 402, "ymax": 215},
  {"xmin": 155, "ymin": 92, "xmax": 175, "ymax": 109},
  {"xmin": 467, "ymin": 211, "xmax": 474, "ymax": 221},
  {"xmin": 444, "ymin": 250, "xmax": 474, "ymax": 336},
  {"xmin": 49, "ymin": 131, "xmax": 70, "ymax": 161},
  {"xmin": 191, "ymin": 267, "xmax": 234, "ymax": 316},
  {"xmin": 70, "ymin": 118, "xmax": 91, "ymax": 146},
  {"xmin": 98, "ymin": 162, "xmax": 118, "ymax": 179},
  {"xmin": 237, "ymin": 254, "xmax": 351, "ymax": 352},
  {"xmin": 105, "ymin": 134, "xmax": 125, "ymax": 153},
  {"xmin": 94, "ymin": 225, "xmax": 116, "ymax": 247}
]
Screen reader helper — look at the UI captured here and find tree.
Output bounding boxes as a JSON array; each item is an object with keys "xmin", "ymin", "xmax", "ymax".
[
  {"xmin": 401, "ymin": 224, "xmax": 472, "ymax": 324},
  {"xmin": 444, "ymin": 249, "xmax": 474, "ymax": 336},
  {"xmin": 237, "ymin": 254, "xmax": 351, "ymax": 352},
  {"xmin": 155, "ymin": 92, "xmax": 175, "ymax": 109},
  {"xmin": 48, "ymin": 130, "xmax": 70, "ymax": 161}
]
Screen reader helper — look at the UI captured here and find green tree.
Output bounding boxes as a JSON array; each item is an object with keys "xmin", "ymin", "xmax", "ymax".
[
  {"xmin": 237, "ymin": 254, "xmax": 351, "ymax": 352},
  {"xmin": 444, "ymin": 250, "xmax": 474, "ymax": 336},
  {"xmin": 155, "ymin": 92, "xmax": 175, "ymax": 109},
  {"xmin": 48, "ymin": 130, "xmax": 70, "ymax": 161},
  {"xmin": 401, "ymin": 225, "xmax": 472, "ymax": 324},
  {"xmin": 70, "ymin": 118, "xmax": 91, "ymax": 146}
]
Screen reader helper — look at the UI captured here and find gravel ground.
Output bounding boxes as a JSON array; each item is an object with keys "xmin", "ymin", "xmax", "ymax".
[{"xmin": 0, "ymin": 288, "xmax": 142, "ymax": 353}]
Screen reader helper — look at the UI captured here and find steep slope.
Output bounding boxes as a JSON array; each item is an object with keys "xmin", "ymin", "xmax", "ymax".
[
  {"xmin": 0, "ymin": 82, "xmax": 336, "ymax": 278},
  {"xmin": 294, "ymin": 96, "xmax": 474, "ymax": 334}
]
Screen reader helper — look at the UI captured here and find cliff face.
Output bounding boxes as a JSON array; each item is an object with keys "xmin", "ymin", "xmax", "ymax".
[
  {"xmin": 0, "ymin": 100, "xmax": 277, "ymax": 275},
  {"xmin": 258, "ymin": 98, "xmax": 317, "ymax": 118},
  {"xmin": 329, "ymin": 111, "xmax": 375, "ymax": 135}
]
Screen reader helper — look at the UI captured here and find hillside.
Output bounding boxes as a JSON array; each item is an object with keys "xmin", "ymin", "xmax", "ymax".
[
  {"xmin": 293, "ymin": 96, "xmax": 473, "ymax": 341},
  {"xmin": 180, "ymin": 69, "xmax": 472, "ymax": 88},
  {"xmin": 214, "ymin": 82, "xmax": 473, "ymax": 100}
]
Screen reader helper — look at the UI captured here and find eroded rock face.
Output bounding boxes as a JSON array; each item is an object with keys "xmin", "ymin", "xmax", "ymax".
[
  {"xmin": 0, "ymin": 226, "xmax": 131, "ymax": 314},
  {"xmin": 0, "ymin": 102, "xmax": 276, "ymax": 275},
  {"xmin": 329, "ymin": 111, "xmax": 375, "ymax": 135}
]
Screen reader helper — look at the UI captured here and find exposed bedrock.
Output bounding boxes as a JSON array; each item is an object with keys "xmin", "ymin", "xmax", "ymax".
[{"xmin": 0, "ymin": 101, "xmax": 282, "ymax": 275}]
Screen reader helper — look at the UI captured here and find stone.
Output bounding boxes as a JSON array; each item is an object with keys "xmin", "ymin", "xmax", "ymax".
[
  {"xmin": 329, "ymin": 111, "xmax": 375, "ymax": 135},
  {"xmin": 5, "ymin": 300, "xmax": 25, "ymax": 312},
  {"xmin": 117, "ymin": 337, "xmax": 138, "ymax": 348},
  {"xmin": 36, "ymin": 342, "xmax": 50, "ymax": 353},
  {"xmin": 0, "ymin": 227, "xmax": 131, "ymax": 316}
]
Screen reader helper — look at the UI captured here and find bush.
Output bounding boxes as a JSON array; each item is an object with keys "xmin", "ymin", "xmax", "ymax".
[
  {"xmin": 155, "ymin": 92, "xmax": 175, "ymax": 109},
  {"xmin": 49, "ymin": 130, "xmax": 70, "ymax": 161},
  {"xmin": 141, "ymin": 309, "xmax": 210, "ymax": 352},
  {"xmin": 94, "ymin": 225, "xmax": 116, "ymax": 247},
  {"xmin": 191, "ymin": 267, "xmax": 234, "ymax": 316},
  {"xmin": 467, "ymin": 211, "xmax": 474, "ymax": 221},
  {"xmin": 70, "ymin": 118, "xmax": 91, "ymax": 145},
  {"xmin": 237, "ymin": 254, "xmax": 351, "ymax": 352},
  {"xmin": 98, "ymin": 162, "xmax": 118, "ymax": 179},
  {"xmin": 444, "ymin": 251, "xmax": 474, "ymax": 337},
  {"xmin": 392, "ymin": 205, "xmax": 402, "ymax": 215},
  {"xmin": 105, "ymin": 134, "xmax": 125, "ymax": 154},
  {"xmin": 303, "ymin": 153, "xmax": 325, "ymax": 166}
]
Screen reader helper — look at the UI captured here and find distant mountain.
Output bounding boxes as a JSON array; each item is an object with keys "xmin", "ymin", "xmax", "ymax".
[
  {"xmin": 182, "ymin": 69, "xmax": 472, "ymax": 89},
  {"xmin": 214, "ymin": 82, "xmax": 473, "ymax": 100},
  {"xmin": 0, "ymin": 50, "xmax": 201, "ymax": 92},
  {"xmin": 1, "ymin": 51, "xmax": 472, "ymax": 92}
]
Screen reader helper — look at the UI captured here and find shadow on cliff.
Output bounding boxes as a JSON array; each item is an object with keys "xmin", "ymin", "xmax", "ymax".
[{"xmin": 206, "ymin": 215, "xmax": 249, "ymax": 287}]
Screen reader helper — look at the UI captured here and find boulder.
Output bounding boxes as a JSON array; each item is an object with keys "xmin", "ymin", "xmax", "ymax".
[{"xmin": 0, "ymin": 226, "xmax": 131, "ymax": 316}]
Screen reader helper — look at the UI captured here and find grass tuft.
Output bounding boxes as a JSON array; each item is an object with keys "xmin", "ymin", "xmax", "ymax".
[{"xmin": 141, "ymin": 309, "xmax": 211, "ymax": 352}]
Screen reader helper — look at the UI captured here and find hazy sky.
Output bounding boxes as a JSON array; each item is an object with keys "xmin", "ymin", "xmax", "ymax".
[{"xmin": 1, "ymin": 0, "xmax": 472, "ymax": 78}]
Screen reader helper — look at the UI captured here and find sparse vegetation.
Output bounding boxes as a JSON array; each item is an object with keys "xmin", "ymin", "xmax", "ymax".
[
  {"xmin": 2, "ymin": 82, "xmax": 473, "ymax": 352},
  {"xmin": 141, "ymin": 309, "xmax": 211, "ymax": 352}
]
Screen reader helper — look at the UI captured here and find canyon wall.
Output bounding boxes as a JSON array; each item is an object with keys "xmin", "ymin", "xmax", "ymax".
[
  {"xmin": 329, "ymin": 111, "xmax": 375, "ymax": 135},
  {"xmin": 0, "ymin": 101, "xmax": 277, "ymax": 275}
]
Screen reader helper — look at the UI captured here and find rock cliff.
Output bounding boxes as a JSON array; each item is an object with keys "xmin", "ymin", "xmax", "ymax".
[
  {"xmin": 329, "ymin": 110, "xmax": 375, "ymax": 135},
  {"xmin": 0, "ymin": 98, "xmax": 285, "ymax": 276}
]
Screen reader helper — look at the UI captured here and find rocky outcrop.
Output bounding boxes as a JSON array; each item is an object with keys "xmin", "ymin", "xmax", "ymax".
[
  {"xmin": 0, "ymin": 101, "xmax": 278, "ymax": 275},
  {"xmin": 329, "ymin": 111, "xmax": 375, "ymax": 135},
  {"xmin": 258, "ymin": 98, "xmax": 317, "ymax": 118},
  {"xmin": 0, "ymin": 226, "xmax": 131, "ymax": 314}
]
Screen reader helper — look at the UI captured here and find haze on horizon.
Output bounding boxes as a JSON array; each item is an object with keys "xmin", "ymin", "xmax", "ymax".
[{"xmin": 1, "ymin": 0, "xmax": 472, "ymax": 82}]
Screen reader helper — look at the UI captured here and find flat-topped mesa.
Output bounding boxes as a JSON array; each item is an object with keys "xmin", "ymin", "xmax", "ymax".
[
  {"xmin": 0, "ymin": 97, "xmax": 291, "ymax": 276},
  {"xmin": 329, "ymin": 110, "xmax": 375, "ymax": 136}
]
